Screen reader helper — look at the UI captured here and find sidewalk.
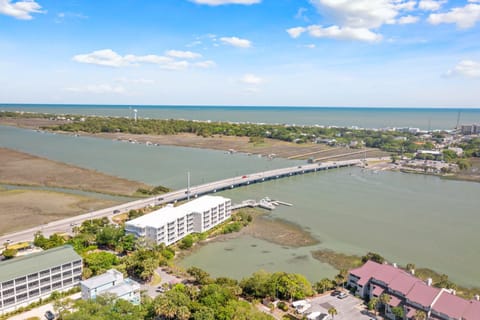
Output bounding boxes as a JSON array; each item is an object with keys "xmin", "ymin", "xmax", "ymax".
[{"xmin": 8, "ymin": 292, "xmax": 81, "ymax": 320}]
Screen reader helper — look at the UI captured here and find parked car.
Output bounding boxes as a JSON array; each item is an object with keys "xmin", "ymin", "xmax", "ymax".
[
  {"xmin": 113, "ymin": 209, "xmax": 120, "ymax": 214},
  {"xmin": 45, "ymin": 310, "xmax": 55, "ymax": 320},
  {"xmin": 330, "ymin": 290, "xmax": 341, "ymax": 296},
  {"xmin": 337, "ymin": 292, "xmax": 348, "ymax": 299}
]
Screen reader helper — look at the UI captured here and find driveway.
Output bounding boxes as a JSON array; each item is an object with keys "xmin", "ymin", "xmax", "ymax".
[
  {"xmin": 141, "ymin": 268, "xmax": 184, "ymax": 298},
  {"xmin": 303, "ymin": 292, "xmax": 377, "ymax": 320}
]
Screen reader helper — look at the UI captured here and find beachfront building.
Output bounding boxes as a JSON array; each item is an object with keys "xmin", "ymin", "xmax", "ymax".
[
  {"xmin": 80, "ymin": 269, "xmax": 140, "ymax": 305},
  {"xmin": 348, "ymin": 261, "xmax": 480, "ymax": 320},
  {"xmin": 461, "ymin": 124, "xmax": 480, "ymax": 135},
  {"xmin": 0, "ymin": 245, "xmax": 82, "ymax": 314},
  {"xmin": 125, "ymin": 195, "xmax": 232, "ymax": 246}
]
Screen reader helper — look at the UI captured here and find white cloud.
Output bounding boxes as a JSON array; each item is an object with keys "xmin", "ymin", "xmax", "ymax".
[
  {"xmin": 306, "ymin": 25, "xmax": 382, "ymax": 42},
  {"xmin": 65, "ymin": 84, "xmax": 126, "ymax": 94},
  {"xmin": 55, "ymin": 12, "xmax": 88, "ymax": 23},
  {"xmin": 398, "ymin": 15, "xmax": 420, "ymax": 24},
  {"xmin": 295, "ymin": 7, "xmax": 309, "ymax": 21},
  {"xmin": 286, "ymin": 27, "xmax": 307, "ymax": 38},
  {"xmin": 189, "ymin": 0, "xmax": 260, "ymax": 5},
  {"xmin": 304, "ymin": 44, "xmax": 316, "ymax": 48},
  {"xmin": 309, "ymin": 0, "xmax": 416, "ymax": 29},
  {"xmin": 115, "ymin": 77, "xmax": 154, "ymax": 84},
  {"xmin": 72, "ymin": 49, "xmax": 213, "ymax": 70},
  {"xmin": 289, "ymin": 0, "xmax": 417, "ymax": 43},
  {"xmin": 166, "ymin": 50, "xmax": 202, "ymax": 59},
  {"xmin": 0, "ymin": 0, "xmax": 43, "ymax": 20},
  {"xmin": 220, "ymin": 36, "xmax": 252, "ymax": 48},
  {"xmin": 240, "ymin": 73, "xmax": 263, "ymax": 85},
  {"xmin": 428, "ymin": 4, "xmax": 480, "ymax": 28},
  {"xmin": 446, "ymin": 60, "xmax": 480, "ymax": 77},
  {"xmin": 194, "ymin": 60, "xmax": 216, "ymax": 68},
  {"xmin": 419, "ymin": 0, "xmax": 446, "ymax": 11}
]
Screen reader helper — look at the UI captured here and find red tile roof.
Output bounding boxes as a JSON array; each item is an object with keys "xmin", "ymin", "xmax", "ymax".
[
  {"xmin": 432, "ymin": 291, "xmax": 470, "ymax": 319},
  {"xmin": 372, "ymin": 286, "xmax": 384, "ymax": 297},
  {"xmin": 463, "ymin": 300, "xmax": 480, "ymax": 320},
  {"xmin": 388, "ymin": 271, "xmax": 421, "ymax": 296},
  {"xmin": 389, "ymin": 295, "xmax": 401, "ymax": 307},
  {"xmin": 405, "ymin": 282, "xmax": 441, "ymax": 308}
]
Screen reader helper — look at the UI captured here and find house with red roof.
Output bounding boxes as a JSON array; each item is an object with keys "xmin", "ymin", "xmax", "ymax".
[{"xmin": 347, "ymin": 261, "xmax": 480, "ymax": 320}]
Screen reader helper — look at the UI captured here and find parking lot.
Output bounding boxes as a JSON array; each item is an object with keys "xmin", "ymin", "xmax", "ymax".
[{"xmin": 303, "ymin": 292, "xmax": 377, "ymax": 320}]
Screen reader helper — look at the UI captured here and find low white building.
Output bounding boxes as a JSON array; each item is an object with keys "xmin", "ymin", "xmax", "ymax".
[
  {"xmin": 80, "ymin": 269, "xmax": 140, "ymax": 305},
  {"xmin": 125, "ymin": 195, "xmax": 232, "ymax": 246}
]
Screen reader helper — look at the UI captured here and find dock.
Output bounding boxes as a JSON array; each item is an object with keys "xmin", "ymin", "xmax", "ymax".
[{"xmin": 232, "ymin": 197, "xmax": 294, "ymax": 211}]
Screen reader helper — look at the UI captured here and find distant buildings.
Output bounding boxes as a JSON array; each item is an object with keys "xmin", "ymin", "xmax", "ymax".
[
  {"xmin": 125, "ymin": 195, "xmax": 232, "ymax": 246},
  {"xmin": 0, "ymin": 245, "xmax": 82, "ymax": 314},
  {"xmin": 461, "ymin": 124, "xmax": 480, "ymax": 135},
  {"xmin": 80, "ymin": 269, "xmax": 140, "ymax": 305},
  {"xmin": 348, "ymin": 260, "xmax": 480, "ymax": 320}
]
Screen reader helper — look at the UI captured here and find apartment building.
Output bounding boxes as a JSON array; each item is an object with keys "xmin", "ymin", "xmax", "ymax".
[
  {"xmin": 80, "ymin": 269, "xmax": 140, "ymax": 305},
  {"xmin": 125, "ymin": 195, "xmax": 232, "ymax": 246},
  {"xmin": 348, "ymin": 261, "xmax": 480, "ymax": 320},
  {"xmin": 0, "ymin": 245, "xmax": 82, "ymax": 314}
]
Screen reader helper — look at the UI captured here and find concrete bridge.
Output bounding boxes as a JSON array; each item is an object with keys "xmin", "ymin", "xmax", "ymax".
[{"xmin": 0, "ymin": 159, "xmax": 361, "ymax": 245}]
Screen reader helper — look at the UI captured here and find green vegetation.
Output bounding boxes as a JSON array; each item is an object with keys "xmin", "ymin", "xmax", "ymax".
[
  {"xmin": 311, "ymin": 249, "xmax": 363, "ymax": 271},
  {"xmin": 221, "ymin": 211, "xmax": 252, "ymax": 234},
  {"xmin": 459, "ymin": 137, "xmax": 480, "ymax": 158},
  {"xmin": 1, "ymin": 248, "xmax": 18, "ymax": 259},
  {"xmin": 4, "ymin": 111, "xmax": 416, "ymax": 151},
  {"xmin": 314, "ymin": 278, "xmax": 335, "ymax": 293},
  {"xmin": 240, "ymin": 270, "xmax": 314, "ymax": 301},
  {"xmin": 135, "ymin": 185, "xmax": 170, "ymax": 196}
]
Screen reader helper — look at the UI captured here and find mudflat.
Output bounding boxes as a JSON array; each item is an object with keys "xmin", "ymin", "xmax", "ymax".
[
  {"xmin": 0, "ymin": 189, "xmax": 117, "ymax": 235},
  {"xmin": 0, "ymin": 147, "xmax": 150, "ymax": 196}
]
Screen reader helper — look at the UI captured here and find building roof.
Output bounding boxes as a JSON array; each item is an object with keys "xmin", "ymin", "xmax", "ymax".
[
  {"xmin": 463, "ymin": 300, "xmax": 480, "ymax": 320},
  {"xmin": 103, "ymin": 278, "xmax": 140, "ymax": 298},
  {"xmin": 388, "ymin": 271, "xmax": 421, "ymax": 296},
  {"xmin": 179, "ymin": 195, "xmax": 230, "ymax": 213},
  {"xmin": 0, "ymin": 245, "xmax": 81, "ymax": 283},
  {"xmin": 405, "ymin": 282, "xmax": 441, "ymax": 308},
  {"xmin": 125, "ymin": 205, "xmax": 183, "ymax": 229},
  {"xmin": 350, "ymin": 260, "xmax": 403, "ymax": 287},
  {"xmin": 389, "ymin": 295, "xmax": 402, "ymax": 307},
  {"xmin": 125, "ymin": 195, "xmax": 230, "ymax": 229},
  {"xmin": 81, "ymin": 269, "xmax": 123, "ymax": 290},
  {"xmin": 432, "ymin": 291, "xmax": 469, "ymax": 319},
  {"xmin": 372, "ymin": 286, "xmax": 384, "ymax": 297}
]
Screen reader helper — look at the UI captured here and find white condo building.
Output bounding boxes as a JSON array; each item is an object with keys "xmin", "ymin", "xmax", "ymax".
[
  {"xmin": 0, "ymin": 245, "xmax": 82, "ymax": 314},
  {"xmin": 125, "ymin": 195, "xmax": 232, "ymax": 246}
]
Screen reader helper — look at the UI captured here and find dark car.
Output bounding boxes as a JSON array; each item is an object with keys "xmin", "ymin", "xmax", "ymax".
[
  {"xmin": 331, "ymin": 290, "xmax": 341, "ymax": 296},
  {"xmin": 45, "ymin": 310, "xmax": 55, "ymax": 320},
  {"xmin": 113, "ymin": 209, "xmax": 120, "ymax": 214}
]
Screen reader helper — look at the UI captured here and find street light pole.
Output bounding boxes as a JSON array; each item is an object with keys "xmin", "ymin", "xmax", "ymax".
[{"xmin": 187, "ymin": 171, "xmax": 190, "ymax": 201}]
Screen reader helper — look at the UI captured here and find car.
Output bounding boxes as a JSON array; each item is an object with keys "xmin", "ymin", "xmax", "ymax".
[
  {"xmin": 330, "ymin": 290, "xmax": 341, "ymax": 296},
  {"xmin": 242, "ymin": 175, "xmax": 247, "ymax": 178},
  {"xmin": 156, "ymin": 286, "xmax": 165, "ymax": 293},
  {"xmin": 157, "ymin": 197, "xmax": 164, "ymax": 201},
  {"xmin": 45, "ymin": 310, "xmax": 55, "ymax": 320},
  {"xmin": 113, "ymin": 209, "xmax": 120, "ymax": 214},
  {"xmin": 337, "ymin": 292, "xmax": 348, "ymax": 299}
]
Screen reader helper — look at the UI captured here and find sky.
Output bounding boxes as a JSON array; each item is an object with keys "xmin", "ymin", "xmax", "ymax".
[{"xmin": 0, "ymin": 0, "xmax": 479, "ymax": 107}]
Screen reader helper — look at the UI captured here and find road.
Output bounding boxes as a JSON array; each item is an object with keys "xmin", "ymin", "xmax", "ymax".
[{"xmin": 0, "ymin": 159, "xmax": 366, "ymax": 246}]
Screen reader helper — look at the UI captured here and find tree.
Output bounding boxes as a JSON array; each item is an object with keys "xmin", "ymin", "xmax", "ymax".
[
  {"xmin": 368, "ymin": 298, "xmax": 379, "ymax": 315},
  {"xmin": 187, "ymin": 267, "xmax": 212, "ymax": 285},
  {"xmin": 334, "ymin": 269, "xmax": 348, "ymax": 288},
  {"xmin": 2, "ymin": 248, "xmax": 17, "ymax": 259},
  {"xmin": 391, "ymin": 306, "xmax": 404, "ymax": 319},
  {"xmin": 179, "ymin": 235, "xmax": 194, "ymax": 250},
  {"xmin": 379, "ymin": 293, "xmax": 391, "ymax": 313},
  {"xmin": 362, "ymin": 252, "xmax": 385, "ymax": 264},
  {"xmin": 53, "ymin": 297, "xmax": 73, "ymax": 319},
  {"xmin": 406, "ymin": 263, "xmax": 415, "ymax": 272},
  {"xmin": 328, "ymin": 307, "xmax": 338, "ymax": 319},
  {"xmin": 414, "ymin": 309, "xmax": 427, "ymax": 320},
  {"xmin": 84, "ymin": 251, "xmax": 118, "ymax": 275},
  {"xmin": 314, "ymin": 278, "xmax": 334, "ymax": 293}
]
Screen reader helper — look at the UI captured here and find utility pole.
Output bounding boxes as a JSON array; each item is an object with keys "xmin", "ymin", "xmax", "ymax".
[{"xmin": 187, "ymin": 171, "xmax": 190, "ymax": 201}]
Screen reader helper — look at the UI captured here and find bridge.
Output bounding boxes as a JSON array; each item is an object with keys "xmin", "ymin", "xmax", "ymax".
[{"xmin": 0, "ymin": 159, "xmax": 361, "ymax": 246}]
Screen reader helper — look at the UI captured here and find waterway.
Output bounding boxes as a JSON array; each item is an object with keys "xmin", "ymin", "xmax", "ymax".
[
  {"xmin": 1, "ymin": 125, "xmax": 480, "ymax": 287},
  {"xmin": 2, "ymin": 104, "xmax": 480, "ymax": 130}
]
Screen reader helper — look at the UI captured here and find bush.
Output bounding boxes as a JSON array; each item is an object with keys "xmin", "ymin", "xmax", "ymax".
[
  {"xmin": 277, "ymin": 301, "xmax": 288, "ymax": 311},
  {"xmin": 2, "ymin": 248, "xmax": 18, "ymax": 259}
]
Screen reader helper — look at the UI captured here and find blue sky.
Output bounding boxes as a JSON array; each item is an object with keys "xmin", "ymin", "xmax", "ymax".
[{"xmin": 0, "ymin": 0, "xmax": 479, "ymax": 107}]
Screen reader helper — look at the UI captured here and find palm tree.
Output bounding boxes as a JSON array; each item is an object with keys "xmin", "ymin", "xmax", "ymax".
[
  {"xmin": 328, "ymin": 307, "xmax": 338, "ymax": 319},
  {"xmin": 414, "ymin": 310, "xmax": 427, "ymax": 320},
  {"xmin": 368, "ymin": 297, "xmax": 380, "ymax": 316},
  {"xmin": 379, "ymin": 293, "xmax": 391, "ymax": 313}
]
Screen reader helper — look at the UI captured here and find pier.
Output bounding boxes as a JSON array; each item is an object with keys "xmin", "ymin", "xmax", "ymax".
[{"xmin": 232, "ymin": 198, "xmax": 294, "ymax": 211}]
